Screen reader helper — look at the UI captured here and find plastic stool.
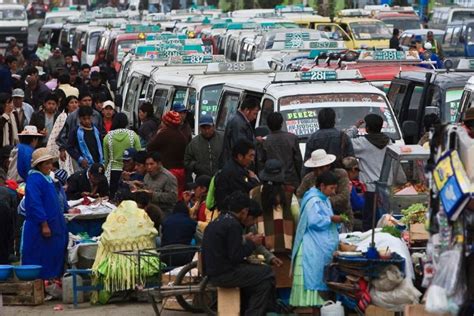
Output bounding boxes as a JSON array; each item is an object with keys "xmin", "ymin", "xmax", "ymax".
[{"xmin": 66, "ymin": 269, "xmax": 102, "ymax": 307}]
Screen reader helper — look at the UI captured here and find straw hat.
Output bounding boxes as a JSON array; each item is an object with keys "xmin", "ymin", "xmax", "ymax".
[
  {"xmin": 18, "ymin": 125, "xmax": 44, "ymax": 137},
  {"xmin": 31, "ymin": 147, "xmax": 56, "ymax": 167},
  {"xmin": 304, "ymin": 149, "xmax": 336, "ymax": 168}
]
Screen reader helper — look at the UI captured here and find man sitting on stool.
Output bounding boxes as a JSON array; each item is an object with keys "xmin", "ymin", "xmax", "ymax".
[{"xmin": 202, "ymin": 191, "xmax": 275, "ymax": 316}]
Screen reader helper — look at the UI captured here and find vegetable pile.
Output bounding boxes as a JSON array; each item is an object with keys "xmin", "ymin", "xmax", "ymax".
[{"xmin": 401, "ymin": 203, "xmax": 427, "ymax": 225}]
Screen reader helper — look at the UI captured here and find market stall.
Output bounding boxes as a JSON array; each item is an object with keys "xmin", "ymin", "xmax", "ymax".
[{"xmin": 65, "ymin": 197, "xmax": 116, "ymax": 237}]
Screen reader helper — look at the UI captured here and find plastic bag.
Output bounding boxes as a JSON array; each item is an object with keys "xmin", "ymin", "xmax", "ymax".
[
  {"xmin": 370, "ymin": 278, "xmax": 422, "ymax": 311},
  {"xmin": 431, "ymin": 248, "xmax": 462, "ymax": 295},
  {"xmin": 372, "ymin": 265, "xmax": 404, "ymax": 292},
  {"xmin": 425, "ymin": 285, "xmax": 449, "ymax": 314}
]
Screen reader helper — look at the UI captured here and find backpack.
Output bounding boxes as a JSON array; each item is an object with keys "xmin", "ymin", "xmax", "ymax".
[{"xmin": 205, "ymin": 170, "xmax": 222, "ymax": 211}]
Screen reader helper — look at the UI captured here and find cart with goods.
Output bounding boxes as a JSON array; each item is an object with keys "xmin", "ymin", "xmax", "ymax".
[
  {"xmin": 376, "ymin": 144, "xmax": 430, "ymax": 215},
  {"xmin": 115, "ymin": 246, "xmax": 217, "ymax": 316}
]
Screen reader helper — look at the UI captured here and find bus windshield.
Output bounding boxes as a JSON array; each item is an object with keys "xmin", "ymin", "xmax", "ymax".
[
  {"xmin": 279, "ymin": 93, "xmax": 400, "ymax": 140},
  {"xmin": 350, "ymin": 21, "xmax": 391, "ymax": 40},
  {"xmin": 0, "ymin": 9, "xmax": 26, "ymax": 20}
]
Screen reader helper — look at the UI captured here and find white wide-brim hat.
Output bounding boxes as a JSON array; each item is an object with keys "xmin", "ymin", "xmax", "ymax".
[{"xmin": 304, "ymin": 149, "xmax": 336, "ymax": 168}]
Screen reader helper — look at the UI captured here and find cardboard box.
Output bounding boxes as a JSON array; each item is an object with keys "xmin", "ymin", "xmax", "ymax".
[
  {"xmin": 365, "ymin": 305, "xmax": 396, "ymax": 316},
  {"xmin": 409, "ymin": 223, "xmax": 429, "ymax": 241},
  {"xmin": 405, "ymin": 304, "xmax": 450, "ymax": 316}
]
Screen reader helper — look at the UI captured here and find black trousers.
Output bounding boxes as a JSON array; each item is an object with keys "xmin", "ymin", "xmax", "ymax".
[
  {"xmin": 209, "ymin": 264, "xmax": 275, "ymax": 316},
  {"xmin": 109, "ymin": 170, "xmax": 122, "ymax": 200}
]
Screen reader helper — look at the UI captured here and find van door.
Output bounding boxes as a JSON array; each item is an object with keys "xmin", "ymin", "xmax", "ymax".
[
  {"xmin": 215, "ymin": 89, "xmax": 241, "ymax": 132},
  {"xmin": 123, "ymin": 75, "xmax": 141, "ymax": 126},
  {"xmin": 152, "ymin": 86, "xmax": 172, "ymax": 119}
]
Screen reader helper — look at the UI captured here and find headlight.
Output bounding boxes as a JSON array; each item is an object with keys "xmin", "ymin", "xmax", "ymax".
[{"xmin": 20, "ymin": 27, "xmax": 27, "ymax": 32}]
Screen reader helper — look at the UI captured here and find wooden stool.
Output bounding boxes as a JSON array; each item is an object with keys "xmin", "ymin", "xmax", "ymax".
[{"xmin": 217, "ymin": 287, "xmax": 240, "ymax": 315}]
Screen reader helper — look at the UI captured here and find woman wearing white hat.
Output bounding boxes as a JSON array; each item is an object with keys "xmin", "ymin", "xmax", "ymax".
[
  {"xmin": 296, "ymin": 149, "xmax": 354, "ymax": 231},
  {"xmin": 22, "ymin": 148, "xmax": 68, "ymax": 280}
]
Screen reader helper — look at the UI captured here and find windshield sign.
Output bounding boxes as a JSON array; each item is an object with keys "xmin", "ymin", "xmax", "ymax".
[{"xmin": 280, "ymin": 93, "xmax": 399, "ymax": 139}]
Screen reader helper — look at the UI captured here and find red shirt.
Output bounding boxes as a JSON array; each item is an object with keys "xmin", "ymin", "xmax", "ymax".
[{"xmin": 104, "ymin": 120, "xmax": 113, "ymax": 133}]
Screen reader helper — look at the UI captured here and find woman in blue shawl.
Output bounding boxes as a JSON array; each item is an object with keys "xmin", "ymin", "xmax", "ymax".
[
  {"xmin": 290, "ymin": 171, "xmax": 343, "ymax": 310},
  {"xmin": 22, "ymin": 148, "xmax": 68, "ymax": 280}
]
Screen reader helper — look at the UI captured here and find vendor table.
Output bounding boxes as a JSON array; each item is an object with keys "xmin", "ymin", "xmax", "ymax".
[{"xmin": 64, "ymin": 199, "xmax": 116, "ymax": 237}]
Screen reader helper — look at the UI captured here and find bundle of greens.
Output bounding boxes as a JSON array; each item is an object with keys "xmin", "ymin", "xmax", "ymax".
[
  {"xmin": 381, "ymin": 225, "xmax": 402, "ymax": 238},
  {"xmin": 401, "ymin": 203, "xmax": 427, "ymax": 225}
]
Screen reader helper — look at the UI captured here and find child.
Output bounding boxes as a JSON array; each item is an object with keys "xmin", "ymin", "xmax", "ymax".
[{"xmin": 66, "ymin": 106, "xmax": 103, "ymax": 170}]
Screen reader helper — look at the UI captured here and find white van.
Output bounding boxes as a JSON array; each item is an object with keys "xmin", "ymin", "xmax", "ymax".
[
  {"xmin": 73, "ymin": 25, "xmax": 105, "ymax": 65},
  {"xmin": 0, "ymin": 4, "xmax": 28, "ymax": 45},
  {"xmin": 215, "ymin": 69, "xmax": 404, "ymax": 154}
]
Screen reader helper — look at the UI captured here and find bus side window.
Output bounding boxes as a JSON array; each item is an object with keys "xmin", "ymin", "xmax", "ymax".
[
  {"xmin": 216, "ymin": 92, "xmax": 240, "ymax": 131},
  {"xmin": 153, "ymin": 89, "xmax": 169, "ymax": 119}
]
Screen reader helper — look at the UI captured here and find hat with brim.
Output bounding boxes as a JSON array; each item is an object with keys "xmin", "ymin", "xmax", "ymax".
[
  {"xmin": 31, "ymin": 147, "xmax": 56, "ymax": 167},
  {"xmin": 18, "ymin": 125, "xmax": 44, "ymax": 137},
  {"xmin": 304, "ymin": 149, "xmax": 336, "ymax": 169},
  {"xmin": 259, "ymin": 159, "xmax": 285, "ymax": 183}
]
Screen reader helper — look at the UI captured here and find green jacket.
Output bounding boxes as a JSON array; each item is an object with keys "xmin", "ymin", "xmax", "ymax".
[
  {"xmin": 184, "ymin": 132, "xmax": 223, "ymax": 178},
  {"xmin": 103, "ymin": 129, "xmax": 141, "ymax": 171}
]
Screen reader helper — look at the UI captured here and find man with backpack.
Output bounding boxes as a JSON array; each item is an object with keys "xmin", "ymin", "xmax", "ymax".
[{"xmin": 303, "ymin": 108, "xmax": 354, "ymax": 175}]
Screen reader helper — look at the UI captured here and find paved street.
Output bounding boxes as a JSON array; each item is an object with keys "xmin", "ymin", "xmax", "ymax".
[{"xmin": 2, "ymin": 300, "xmax": 204, "ymax": 316}]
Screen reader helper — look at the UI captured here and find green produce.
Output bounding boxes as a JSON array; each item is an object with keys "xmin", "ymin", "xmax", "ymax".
[
  {"xmin": 340, "ymin": 214, "xmax": 350, "ymax": 223},
  {"xmin": 381, "ymin": 226, "xmax": 402, "ymax": 238},
  {"xmin": 401, "ymin": 203, "xmax": 427, "ymax": 225}
]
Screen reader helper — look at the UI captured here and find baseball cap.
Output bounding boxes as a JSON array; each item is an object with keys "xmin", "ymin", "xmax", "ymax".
[
  {"xmin": 123, "ymin": 148, "xmax": 137, "ymax": 161},
  {"xmin": 134, "ymin": 151, "xmax": 147, "ymax": 164},
  {"xmin": 103, "ymin": 100, "xmax": 115, "ymax": 110},
  {"xmin": 187, "ymin": 175, "xmax": 212, "ymax": 190},
  {"xmin": 12, "ymin": 88, "xmax": 24, "ymax": 98},
  {"xmin": 172, "ymin": 103, "xmax": 188, "ymax": 113},
  {"xmin": 88, "ymin": 163, "xmax": 105, "ymax": 176},
  {"xmin": 199, "ymin": 114, "xmax": 214, "ymax": 126}
]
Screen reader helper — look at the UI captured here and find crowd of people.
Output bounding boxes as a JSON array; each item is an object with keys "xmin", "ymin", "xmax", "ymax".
[{"xmin": 0, "ymin": 36, "xmax": 417, "ymax": 315}]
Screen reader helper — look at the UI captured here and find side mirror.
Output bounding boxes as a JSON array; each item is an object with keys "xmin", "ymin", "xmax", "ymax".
[
  {"xmin": 425, "ymin": 106, "xmax": 440, "ymax": 117},
  {"xmin": 402, "ymin": 120, "xmax": 418, "ymax": 138}
]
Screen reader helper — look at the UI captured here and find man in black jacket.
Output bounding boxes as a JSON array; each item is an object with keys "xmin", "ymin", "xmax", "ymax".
[
  {"xmin": 202, "ymin": 191, "xmax": 275, "ymax": 316},
  {"xmin": 66, "ymin": 163, "xmax": 110, "ymax": 200},
  {"xmin": 261, "ymin": 112, "xmax": 303, "ymax": 190},
  {"xmin": 214, "ymin": 139, "xmax": 260, "ymax": 211},
  {"xmin": 219, "ymin": 98, "xmax": 260, "ymax": 168}
]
